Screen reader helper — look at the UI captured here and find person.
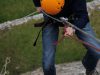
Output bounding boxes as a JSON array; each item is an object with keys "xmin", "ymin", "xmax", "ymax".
[{"xmin": 33, "ymin": 0, "xmax": 100, "ymax": 75}]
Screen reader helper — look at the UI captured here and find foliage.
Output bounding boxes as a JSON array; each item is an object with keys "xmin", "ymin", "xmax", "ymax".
[{"xmin": 0, "ymin": 0, "xmax": 36, "ymax": 23}]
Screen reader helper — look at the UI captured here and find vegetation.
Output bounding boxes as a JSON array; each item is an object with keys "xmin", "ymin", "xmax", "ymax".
[{"xmin": 0, "ymin": 0, "xmax": 36, "ymax": 23}]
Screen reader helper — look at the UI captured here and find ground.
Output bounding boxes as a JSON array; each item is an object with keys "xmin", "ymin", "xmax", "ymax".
[{"xmin": 21, "ymin": 61, "xmax": 100, "ymax": 75}]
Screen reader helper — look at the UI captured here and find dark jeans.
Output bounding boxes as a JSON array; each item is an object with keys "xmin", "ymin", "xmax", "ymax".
[{"xmin": 42, "ymin": 22, "xmax": 100, "ymax": 75}]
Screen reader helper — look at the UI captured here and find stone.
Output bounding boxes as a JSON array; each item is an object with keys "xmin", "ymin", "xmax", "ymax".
[{"xmin": 21, "ymin": 61, "xmax": 100, "ymax": 75}]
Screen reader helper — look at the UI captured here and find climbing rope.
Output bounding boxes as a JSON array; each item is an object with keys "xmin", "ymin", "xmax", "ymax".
[
  {"xmin": 40, "ymin": 10, "xmax": 100, "ymax": 52},
  {"xmin": 41, "ymin": 10, "xmax": 100, "ymax": 43},
  {"xmin": 0, "ymin": 57, "xmax": 11, "ymax": 75},
  {"xmin": 24, "ymin": 11, "xmax": 38, "ymax": 18}
]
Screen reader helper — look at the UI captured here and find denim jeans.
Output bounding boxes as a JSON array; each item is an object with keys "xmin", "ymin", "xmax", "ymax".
[{"xmin": 42, "ymin": 21, "xmax": 100, "ymax": 75}]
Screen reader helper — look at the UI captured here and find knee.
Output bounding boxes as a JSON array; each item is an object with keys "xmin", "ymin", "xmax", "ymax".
[
  {"xmin": 84, "ymin": 45, "xmax": 100, "ymax": 58},
  {"xmin": 91, "ymin": 50, "xmax": 100, "ymax": 58}
]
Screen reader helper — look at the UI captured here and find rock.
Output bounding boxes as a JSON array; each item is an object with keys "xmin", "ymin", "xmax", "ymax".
[
  {"xmin": 0, "ymin": 14, "xmax": 43, "ymax": 30},
  {"xmin": 87, "ymin": 0, "xmax": 100, "ymax": 11},
  {"xmin": 21, "ymin": 61, "xmax": 100, "ymax": 75}
]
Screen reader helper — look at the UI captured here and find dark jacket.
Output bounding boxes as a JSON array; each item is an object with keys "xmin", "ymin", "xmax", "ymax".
[{"xmin": 33, "ymin": 0, "xmax": 89, "ymax": 29}]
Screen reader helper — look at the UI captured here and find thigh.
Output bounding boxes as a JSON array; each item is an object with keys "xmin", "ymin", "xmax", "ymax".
[
  {"xmin": 42, "ymin": 22, "xmax": 59, "ymax": 64},
  {"xmin": 76, "ymin": 23, "xmax": 100, "ymax": 56},
  {"xmin": 42, "ymin": 23, "xmax": 59, "ymax": 49}
]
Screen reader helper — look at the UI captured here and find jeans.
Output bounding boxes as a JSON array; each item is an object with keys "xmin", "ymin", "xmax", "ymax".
[{"xmin": 42, "ymin": 22, "xmax": 100, "ymax": 75}]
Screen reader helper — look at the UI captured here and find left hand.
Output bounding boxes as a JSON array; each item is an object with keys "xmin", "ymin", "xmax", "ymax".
[
  {"xmin": 36, "ymin": 7, "xmax": 42, "ymax": 12},
  {"xmin": 64, "ymin": 26, "xmax": 75, "ymax": 37}
]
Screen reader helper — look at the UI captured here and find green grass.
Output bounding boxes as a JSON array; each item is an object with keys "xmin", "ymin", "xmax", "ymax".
[
  {"xmin": 90, "ymin": 11, "xmax": 100, "ymax": 38},
  {"xmin": 0, "ymin": 11, "xmax": 100, "ymax": 75},
  {"xmin": 0, "ymin": 0, "xmax": 36, "ymax": 23},
  {"xmin": 0, "ymin": 20, "xmax": 41, "ymax": 75}
]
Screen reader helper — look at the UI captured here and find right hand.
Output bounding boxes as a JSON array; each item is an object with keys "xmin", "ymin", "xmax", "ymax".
[
  {"xmin": 64, "ymin": 26, "xmax": 75, "ymax": 37},
  {"xmin": 36, "ymin": 7, "xmax": 42, "ymax": 12}
]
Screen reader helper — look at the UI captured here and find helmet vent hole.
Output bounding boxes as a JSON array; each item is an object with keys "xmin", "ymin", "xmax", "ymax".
[
  {"xmin": 61, "ymin": 6, "xmax": 63, "ymax": 9},
  {"xmin": 57, "ymin": 8, "xmax": 60, "ymax": 9},
  {"xmin": 58, "ymin": 3, "xmax": 60, "ymax": 4}
]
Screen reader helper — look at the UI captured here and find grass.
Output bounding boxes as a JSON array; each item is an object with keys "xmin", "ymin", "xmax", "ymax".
[
  {"xmin": 90, "ymin": 11, "xmax": 100, "ymax": 38},
  {"xmin": 0, "ymin": 10, "xmax": 100, "ymax": 75},
  {"xmin": 0, "ymin": 20, "xmax": 41, "ymax": 75},
  {"xmin": 0, "ymin": 0, "xmax": 36, "ymax": 23}
]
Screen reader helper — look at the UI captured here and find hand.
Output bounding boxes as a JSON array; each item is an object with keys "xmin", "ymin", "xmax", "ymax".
[
  {"xmin": 64, "ymin": 26, "xmax": 75, "ymax": 37},
  {"xmin": 36, "ymin": 7, "xmax": 42, "ymax": 12}
]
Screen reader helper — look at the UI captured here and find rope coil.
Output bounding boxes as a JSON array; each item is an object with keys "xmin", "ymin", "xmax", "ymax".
[{"xmin": 0, "ymin": 57, "xmax": 11, "ymax": 75}]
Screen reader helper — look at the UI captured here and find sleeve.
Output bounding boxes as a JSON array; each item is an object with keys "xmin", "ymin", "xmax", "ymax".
[
  {"xmin": 33, "ymin": 0, "xmax": 41, "ymax": 7},
  {"xmin": 71, "ymin": 0, "xmax": 89, "ymax": 29}
]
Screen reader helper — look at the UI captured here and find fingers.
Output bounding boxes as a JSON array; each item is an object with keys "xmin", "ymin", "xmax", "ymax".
[
  {"xmin": 64, "ymin": 31, "xmax": 73, "ymax": 37},
  {"xmin": 36, "ymin": 7, "xmax": 42, "ymax": 12},
  {"xmin": 64, "ymin": 26, "xmax": 75, "ymax": 37}
]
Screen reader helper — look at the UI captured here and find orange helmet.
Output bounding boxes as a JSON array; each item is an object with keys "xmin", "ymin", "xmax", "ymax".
[{"xmin": 41, "ymin": 0, "xmax": 65, "ymax": 15}]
